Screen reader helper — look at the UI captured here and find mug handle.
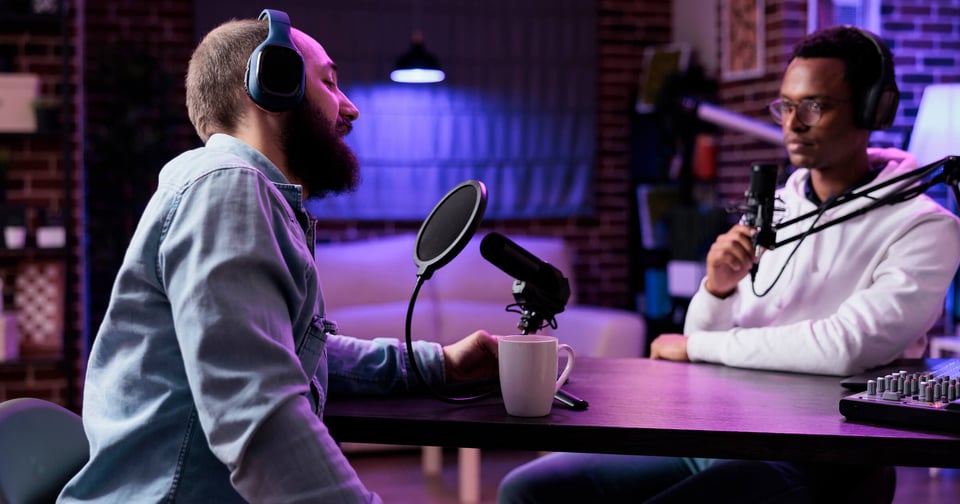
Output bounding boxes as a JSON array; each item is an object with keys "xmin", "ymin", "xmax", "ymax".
[{"xmin": 553, "ymin": 344, "xmax": 576, "ymax": 394}]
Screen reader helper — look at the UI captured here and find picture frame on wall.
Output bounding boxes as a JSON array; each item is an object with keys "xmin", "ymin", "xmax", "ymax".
[
  {"xmin": 721, "ymin": 0, "xmax": 765, "ymax": 81},
  {"xmin": 634, "ymin": 43, "xmax": 691, "ymax": 114}
]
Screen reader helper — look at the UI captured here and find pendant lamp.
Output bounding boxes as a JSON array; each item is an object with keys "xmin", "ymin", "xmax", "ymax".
[{"xmin": 390, "ymin": 31, "xmax": 445, "ymax": 84}]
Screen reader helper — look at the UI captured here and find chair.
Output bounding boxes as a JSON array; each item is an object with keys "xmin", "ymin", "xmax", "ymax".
[{"xmin": 0, "ymin": 397, "xmax": 89, "ymax": 504}]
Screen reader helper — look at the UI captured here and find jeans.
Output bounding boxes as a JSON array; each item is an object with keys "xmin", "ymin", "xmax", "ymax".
[{"xmin": 497, "ymin": 453, "xmax": 895, "ymax": 504}]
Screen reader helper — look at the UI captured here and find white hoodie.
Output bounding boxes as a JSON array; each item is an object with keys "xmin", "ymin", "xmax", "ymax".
[{"xmin": 685, "ymin": 148, "xmax": 960, "ymax": 375}]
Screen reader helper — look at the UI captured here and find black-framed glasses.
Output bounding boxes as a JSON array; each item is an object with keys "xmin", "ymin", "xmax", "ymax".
[{"xmin": 768, "ymin": 98, "xmax": 838, "ymax": 127}]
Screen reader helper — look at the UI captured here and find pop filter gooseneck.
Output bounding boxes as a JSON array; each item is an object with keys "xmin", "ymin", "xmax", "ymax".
[{"xmin": 406, "ymin": 180, "xmax": 497, "ymax": 402}]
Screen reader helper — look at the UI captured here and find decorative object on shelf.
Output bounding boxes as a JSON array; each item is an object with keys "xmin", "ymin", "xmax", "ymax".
[
  {"xmin": 35, "ymin": 209, "xmax": 65, "ymax": 249},
  {"xmin": 2, "ymin": 207, "xmax": 26, "ymax": 250},
  {"xmin": 635, "ymin": 43, "xmax": 690, "ymax": 114},
  {"xmin": 0, "ymin": 311, "xmax": 19, "ymax": 362},
  {"xmin": 0, "ymin": 73, "xmax": 40, "ymax": 132},
  {"xmin": 13, "ymin": 260, "xmax": 63, "ymax": 359},
  {"xmin": 0, "ymin": 275, "xmax": 19, "ymax": 361},
  {"xmin": 30, "ymin": 0, "xmax": 58, "ymax": 14}
]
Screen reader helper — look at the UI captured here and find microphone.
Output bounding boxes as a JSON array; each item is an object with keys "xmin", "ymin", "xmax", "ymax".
[
  {"xmin": 480, "ymin": 232, "xmax": 566, "ymax": 292},
  {"xmin": 479, "ymin": 232, "xmax": 586, "ymax": 410},
  {"xmin": 742, "ymin": 163, "xmax": 778, "ymax": 280}
]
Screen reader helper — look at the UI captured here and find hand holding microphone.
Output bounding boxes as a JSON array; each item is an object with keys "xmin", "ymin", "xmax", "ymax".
[
  {"xmin": 703, "ymin": 224, "xmax": 758, "ymax": 297},
  {"xmin": 742, "ymin": 163, "xmax": 778, "ymax": 282},
  {"xmin": 743, "ymin": 163, "xmax": 778, "ymax": 259},
  {"xmin": 704, "ymin": 163, "xmax": 778, "ymax": 297}
]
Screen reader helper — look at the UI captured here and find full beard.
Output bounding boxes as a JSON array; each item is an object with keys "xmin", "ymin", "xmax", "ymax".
[{"xmin": 280, "ymin": 97, "xmax": 360, "ymax": 199}]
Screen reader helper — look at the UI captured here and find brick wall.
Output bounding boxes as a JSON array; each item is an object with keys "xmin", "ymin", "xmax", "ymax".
[
  {"xmin": 11, "ymin": 0, "xmax": 955, "ymax": 407},
  {"xmin": 875, "ymin": 1, "xmax": 960, "ymax": 149},
  {"xmin": 0, "ymin": 3, "xmax": 80, "ymax": 409},
  {"xmin": 715, "ymin": 0, "xmax": 805, "ymax": 203},
  {"xmin": 317, "ymin": 0, "xmax": 672, "ymax": 310},
  {"xmin": 714, "ymin": 0, "xmax": 960, "ymax": 204},
  {"xmin": 6, "ymin": 0, "xmax": 670, "ymax": 409},
  {"xmin": 83, "ymin": 0, "xmax": 197, "ymax": 366}
]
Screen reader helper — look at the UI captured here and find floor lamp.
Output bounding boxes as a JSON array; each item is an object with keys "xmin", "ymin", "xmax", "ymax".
[{"xmin": 907, "ymin": 84, "xmax": 960, "ymax": 343}]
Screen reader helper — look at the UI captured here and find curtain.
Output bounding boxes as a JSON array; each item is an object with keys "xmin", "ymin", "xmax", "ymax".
[{"xmin": 193, "ymin": 0, "xmax": 597, "ymax": 221}]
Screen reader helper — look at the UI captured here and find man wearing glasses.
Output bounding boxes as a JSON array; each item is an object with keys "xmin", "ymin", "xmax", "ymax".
[{"xmin": 499, "ymin": 25, "xmax": 960, "ymax": 504}]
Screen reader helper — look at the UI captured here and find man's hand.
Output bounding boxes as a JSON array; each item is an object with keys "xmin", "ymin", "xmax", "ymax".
[
  {"xmin": 442, "ymin": 330, "xmax": 500, "ymax": 383},
  {"xmin": 649, "ymin": 333, "xmax": 690, "ymax": 362},
  {"xmin": 704, "ymin": 224, "xmax": 756, "ymax": 298}
]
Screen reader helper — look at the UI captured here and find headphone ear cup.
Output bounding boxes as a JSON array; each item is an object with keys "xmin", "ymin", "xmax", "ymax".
[
  {"xmin": 245, "ymin": 10, "xmax": 305, "ymax": 113},
  {"xmin": 871, "ymin": 88, "xmax": 900, "ymax": 130},
  {"xmin": 854, "ymin": 28, "xmax": 899, "ymax": 130}
]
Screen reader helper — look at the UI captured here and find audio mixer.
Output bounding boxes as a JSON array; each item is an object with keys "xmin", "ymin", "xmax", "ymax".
[{"xmin": 840, "ymin": 369, "xmax": 960, "ymax": 432}]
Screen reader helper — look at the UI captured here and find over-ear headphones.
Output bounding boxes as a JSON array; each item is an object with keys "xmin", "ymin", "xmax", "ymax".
[
  {"xmin": 855, "ymin": 27, "xmax": 899, "ymax": 130},
  {"xmin": 245, "ymin": 9, "xmax": 305, "ymax": 112}
]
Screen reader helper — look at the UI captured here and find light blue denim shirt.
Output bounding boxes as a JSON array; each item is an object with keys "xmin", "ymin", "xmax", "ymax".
[{"xmin": 60, "ymin": 134, "xmax": 445, "ymax": 503}]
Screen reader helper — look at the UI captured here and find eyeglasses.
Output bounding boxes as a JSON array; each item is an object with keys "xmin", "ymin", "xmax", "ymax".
[{"xmin": 768, "ymin": 98, "xmax": 843, "ymax": 127}]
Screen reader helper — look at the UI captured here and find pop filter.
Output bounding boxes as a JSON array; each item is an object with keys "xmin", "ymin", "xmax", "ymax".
[
  {"xmin": 413, "ymin": 180, "xmax": 487, "ymax": 279},
  {"xmin": 406, "ymin": 179, "xmax": 495, "ymax": 403}
]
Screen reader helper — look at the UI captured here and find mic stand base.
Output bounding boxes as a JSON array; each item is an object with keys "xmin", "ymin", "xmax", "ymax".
[
  {"xmin": 555, "ymin": 388, "xmax": 589, "ymax": 410},
  {"xmin": 519, "ymin": 312, "xmax": 588, "ymax": 410}
]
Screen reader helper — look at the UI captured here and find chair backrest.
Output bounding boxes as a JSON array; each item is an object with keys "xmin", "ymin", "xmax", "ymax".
[{"xmin": 0, "ymin": 397, "xmax": 89, "ymax": 504}]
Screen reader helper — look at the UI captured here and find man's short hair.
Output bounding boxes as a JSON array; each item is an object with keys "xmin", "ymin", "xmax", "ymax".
[
  {"xmin": 186, "ymin": 20, "xmax": 269, "ymax": 142},
  {"xmin": 789, "ymin": 25, "xmax": 898, "ymax": 129}
]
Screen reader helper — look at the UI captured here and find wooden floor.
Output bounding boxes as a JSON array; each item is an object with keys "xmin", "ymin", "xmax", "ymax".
[{"xmin": 347, "ymin": 448, "xmax": 960, "ymax": 503}]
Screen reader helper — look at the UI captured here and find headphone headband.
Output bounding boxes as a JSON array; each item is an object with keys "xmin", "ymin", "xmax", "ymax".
[
  {"xmin": 854, "ymin": 27, "xmax": 899, "ymax": 130},
  {"xmin": 244, "ymin": 8, "xmax": 305, "ymax": 112}
]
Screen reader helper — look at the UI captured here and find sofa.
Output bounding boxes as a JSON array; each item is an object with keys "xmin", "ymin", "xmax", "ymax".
[
  {"xmin": 314, "ymin": 232, "xmax": 646, "ymax": 503},
  {"xmin": 313, "ymin": 233, "xmax": 646, "ymax": 357}
]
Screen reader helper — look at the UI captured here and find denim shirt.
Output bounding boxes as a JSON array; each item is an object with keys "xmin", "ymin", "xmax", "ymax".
[{"xmin": 60, "ymin": 134, "xmax": 445, "ymax": 503}]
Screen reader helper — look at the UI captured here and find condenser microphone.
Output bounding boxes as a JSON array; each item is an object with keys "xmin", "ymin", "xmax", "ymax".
[
  {"xmin": 480, "ymin": 232, "xmax": 565, "ymax": 291},
  {"xmin": 743, "ymin": 163, "xmax": 778, "ymax": 280}
]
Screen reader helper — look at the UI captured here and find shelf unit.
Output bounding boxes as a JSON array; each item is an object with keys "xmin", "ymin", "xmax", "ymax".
[{"xmin": 0, "ymin": 0, "xmax": 78, "ymax": 410}]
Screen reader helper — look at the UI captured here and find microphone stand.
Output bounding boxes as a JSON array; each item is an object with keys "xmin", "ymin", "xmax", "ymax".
[
  {"xmin": 509, "ymin": 281, "xmax": 590, "ymax": 410},
  {"xmin": 770, "ymin": 156, "xmax": 960, "ymax": 249}
]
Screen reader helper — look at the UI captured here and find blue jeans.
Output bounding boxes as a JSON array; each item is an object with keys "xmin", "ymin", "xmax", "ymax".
[{"xmin": 497, "ymin": 453, "xmax": 895, "ymax": 504}]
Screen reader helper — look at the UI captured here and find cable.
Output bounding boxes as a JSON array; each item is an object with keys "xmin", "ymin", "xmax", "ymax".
[
  {"xmin": 752, "ymin": 195, "xmax": 836, "ymax": 297},
  {"xmin": 773, "ymin": 156, "xmax": 958, "ymax": 248},
  {"xmin": 404, "ymin": 275, "xmax": 499, "ymax": 403}
]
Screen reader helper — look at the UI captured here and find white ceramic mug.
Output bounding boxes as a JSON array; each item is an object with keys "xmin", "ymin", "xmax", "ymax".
[{"xmin": 498, "ymin": 335, "xmax": 576, "ymax": 417}]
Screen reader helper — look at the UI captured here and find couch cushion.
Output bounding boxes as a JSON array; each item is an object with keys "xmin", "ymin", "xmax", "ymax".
[
  {"xmin": 324, "ymin": 300, "xmax": 440, "ymax": 343},
  {"xmin": 315, "ymin": 234, "xmax": 434, "ymax": 311}
]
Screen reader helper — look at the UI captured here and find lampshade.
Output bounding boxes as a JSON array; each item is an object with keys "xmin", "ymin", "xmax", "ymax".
[
  {"xmin": 907, "ymin": 84, "xmax": 960, "ymax": 327},
  {"xmin": 907, "ymin": 83, "xmax": 960, "ymax": 166},
  {"xmin": 390, "ymin": 32, "xmax": 445, "ymax": 84}
]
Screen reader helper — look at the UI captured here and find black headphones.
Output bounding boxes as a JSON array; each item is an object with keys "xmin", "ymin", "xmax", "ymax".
[
  {"xmin": 244, "ymin": 9, "xmax": 305, "ymax": 112},
  {"xmin": 855, "ymin": 27, "xmax": 900, "ymax": 130}
]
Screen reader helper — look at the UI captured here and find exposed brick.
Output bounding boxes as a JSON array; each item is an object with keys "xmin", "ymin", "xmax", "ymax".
[
  {"xmin": 921, "ymin": 23, "xmax": 956, "ymax": 34},
  {"xmin": 923, "ymin": 57, "xmax": 956, "ymax": 67},
  {"xmin": 901, "ymin": 5, "xmax": 933, "ymax": 16},
  {"xmin": 902, "ymin": 74, "xmax": 936, "ymax": 84},
  {"xmin": 891, "ymin": 39, "xmax": 934, "ymax": 50}
]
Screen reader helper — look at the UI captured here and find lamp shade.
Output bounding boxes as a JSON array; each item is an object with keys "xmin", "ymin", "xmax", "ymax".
[
  {"xmin": 908, "ymin": 84, "xmax": 960, "ymax": 166},
  {"xmin": 390, "ymin": 32, "xmax": 445, "ymax": 84}
]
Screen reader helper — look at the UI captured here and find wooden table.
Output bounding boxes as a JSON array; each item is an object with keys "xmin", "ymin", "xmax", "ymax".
[{"xmin": 325, "ymin": 357, "xmax": 960, "ymax": 468}]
